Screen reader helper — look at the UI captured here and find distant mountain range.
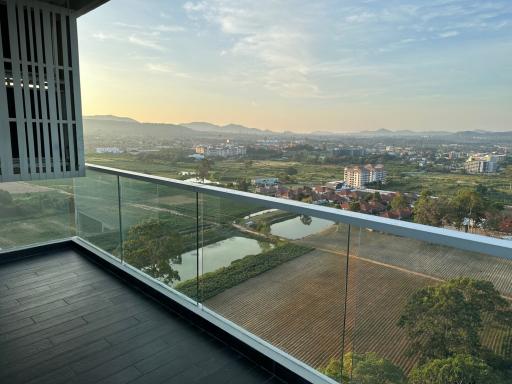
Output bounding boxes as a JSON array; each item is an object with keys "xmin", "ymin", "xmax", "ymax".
[
  {"xmin": 83, "ymin": 115, "xmax": 139, "ymax": 124},
  {"xmin": 180, "ymin": 122, "xmax": 271, "ymax": 135},
  {"xmin": 312, "ymin": 128, "xmax": 512, "ymax": 138},
  {"xmin": 84, "ymin": 115, "xmax": 511, "ymax": 138},
  {"xmin": 83, "ymin": 115, "xmax": 194, "ymax": 138},
  {"xmin": 83, "ymin": 115, "xmax": 271, "ymax": 138}
]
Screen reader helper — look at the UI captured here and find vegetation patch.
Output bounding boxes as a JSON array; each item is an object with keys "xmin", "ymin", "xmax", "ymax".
[{"xmin": 176, "ymin": 242, "xmax": 314, "ymax": 301}]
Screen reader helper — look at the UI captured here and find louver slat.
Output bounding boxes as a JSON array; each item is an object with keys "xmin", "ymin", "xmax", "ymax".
[{"xmin": 0, "ymin": 0, "xmax": 85, "ymax": 182}]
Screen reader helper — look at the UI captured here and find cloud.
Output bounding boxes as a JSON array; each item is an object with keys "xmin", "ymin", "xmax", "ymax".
[
  {"xmin": 153, "ymin": 25, "xmax": 186, "ymax": 32},
  {"xmin": 345, "ymin": 12, "xmax": 376, "ymax": 23},
  {"xmin": 114, "ymin": 21, "xmax": 185, "ymax": 33},
  {"xmin": 128, "ymin": 35, "xmax": 165, "ymax": 51},
  {"xmin": 93, "ymin": 32, "xmax": 162, "ymax": 51},
  {"xmin": 145, "ymin": 63, "xmax": 192, "ymax": 79},
  {"xmin": 183, "ymin": 1, "xmax": 208, "ymax": 13},
  {"xmin": 92, "ymin": 32, "xmax": 116, "ymax": 41},
  {"xmin": 438, "ymin": 30, "xmax": 459, "ymax": 38},
  {"xmin": 182, "ymin": 0, "xmax": 512, "ymax": 100},
  {"xmin": 146, "ymin": 63, "xmax": 173, "ymax": 73},
  {"xmin": 94, "ymin": 22, "xmax": 179, "ymax": 51},
  {"xmin": 183, "ymin": 1, "xmax": 323, "ymax": 97}
]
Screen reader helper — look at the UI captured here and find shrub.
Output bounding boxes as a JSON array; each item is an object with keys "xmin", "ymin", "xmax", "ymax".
[{"xmin": 176, "ymin": 242, "xmax": 313, "ymax": 300}]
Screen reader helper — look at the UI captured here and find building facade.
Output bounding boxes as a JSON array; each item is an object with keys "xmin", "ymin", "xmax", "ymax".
[
  {"xmin": 464, "ymin": 155, "xmax": 498, "ymax": 174},
  {"xmin": 195, "ymin": 144, "xmax": 247, "ymax": 158},
  {"xmin": 344, "ymin": 164, "xmax": 386, "ymax": 188}
]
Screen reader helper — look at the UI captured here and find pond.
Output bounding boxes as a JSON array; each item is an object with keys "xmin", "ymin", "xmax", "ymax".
[
  {"xmin": 270, "ymin": 216, "xmax": 334, "ymax": 240},
  {"xmin": 171, "ymin": 236, "xmax": 273, "ymax": 284}
]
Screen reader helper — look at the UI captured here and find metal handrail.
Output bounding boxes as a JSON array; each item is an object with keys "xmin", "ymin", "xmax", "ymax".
[{"xmin": 85, "ymin": 163, "xmax": 512, "ymax": 259}]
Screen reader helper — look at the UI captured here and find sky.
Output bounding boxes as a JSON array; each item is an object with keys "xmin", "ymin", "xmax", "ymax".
[{"xmin": 78, "ymin": 0, "xmax": 512, "ymax": 133}]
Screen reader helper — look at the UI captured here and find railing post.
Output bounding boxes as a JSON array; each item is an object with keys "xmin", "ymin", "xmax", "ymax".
[
  {"xmin": 117, "ymin": 175, "xmax": 124, "ymax": 263},
  {"xmin": 340, "ymin": 223, "xmax": 351, "ymax": 382},
  {"xmin": 196, "ymin": 191, "xmax": 200, "ymax": 303},
  {"xmin": 72, "ymin": 176, "xmax": 79, "ymax": 237}
]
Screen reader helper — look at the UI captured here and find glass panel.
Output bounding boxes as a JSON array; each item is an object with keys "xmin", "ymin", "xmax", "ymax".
[
  {"xmin": 0, "ymin": 178, "xmax": 75, "ymax": 251},
  {"xmin": 74, "ymin": 170, "xmax": 121, "ymax": 255},
  {"xmin": 188, "ymin": 193, "xmax": 350, "ymax": 382},
  {"xmin": 119, "ymin": 177, "xmax": 198, "ymax": 301},
  {"xmin": 347, "ymin": 227, "xmax": 512, "ymax": 383}
]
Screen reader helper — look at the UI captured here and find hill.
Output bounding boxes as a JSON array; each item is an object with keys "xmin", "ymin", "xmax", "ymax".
[
  {"xmin": 84, "ymin": 115, "xmax": 140, "ymax": 124},
  {"xmin": 83, "ymin": 117, "xmax": 194, "ymax": 138},
  {"xmin": 180, "ymin": 122, "xmax": 268, "ymax": 135}
]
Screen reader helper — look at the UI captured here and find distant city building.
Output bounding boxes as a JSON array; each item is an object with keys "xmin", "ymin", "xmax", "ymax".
[
  {"xmin": 325, "ymin": 180, "xmax": 346, "ymax": 191},
  {"xmin": 251, "ymin": 177, "xmax": 279, "ymax": 187},
  {"xmin": 95, "ymin": 147, "xmax": 123, "ymax": 154},
  {"xmin": 333, "ymin": 147, "xmax": 365, "ymax": 157},
  {"xmin": 464, "ymin": 155, "xmax": 498, "ymax": 174},
  {"xmin": 447, "ymin": 151, "xmax": 464, "ymax": 160},
  {"xmin": 343, "ymin": 164, "xmax": 386, "ymax": 188},
  {"xmin": 195, "ymin": 142, "xmax": 246, "ymax": 158}
]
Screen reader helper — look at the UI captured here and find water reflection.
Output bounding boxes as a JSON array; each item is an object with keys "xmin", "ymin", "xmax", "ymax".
[
  {"xmin": 270, "ymin": 216, "xmax": 334, "ymax": 240},
  {"xmin": 171, "ymin": 236, "xmax": 274, "ymax": 284}
]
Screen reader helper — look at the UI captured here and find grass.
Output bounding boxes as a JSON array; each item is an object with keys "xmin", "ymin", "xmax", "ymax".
[
  {"xmin": 85, "ymin": 153, "xmax": 343, "ymax": 187},
  {"xmin": 87, "ymin": 153, "xmax": 512, "ymax": 205},
  {"xmin": 386, "ymin": 168, "xmax": 512, "ymax": 204}
]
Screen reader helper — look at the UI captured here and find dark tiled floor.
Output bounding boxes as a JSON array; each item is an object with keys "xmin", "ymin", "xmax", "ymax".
[{"xmin": 0, "ymin": 250, "xmax": 283, "ymax": 384}]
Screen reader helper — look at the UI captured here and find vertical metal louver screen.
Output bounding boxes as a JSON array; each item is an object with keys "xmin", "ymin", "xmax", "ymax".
[{"xmin": 0, "ymin": 0, "xmax": 85, "ymax": 182}]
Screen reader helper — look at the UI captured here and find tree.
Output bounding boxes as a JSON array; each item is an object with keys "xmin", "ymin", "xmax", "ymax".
[
  {"xmin": 349, "ymin": 201, "xmax": 361, "ymax": 212},
  {"xmin": 236, "ymin": 178, "xmax": 250, "ymax": 192},
  {"xmin": 372, "ymin": 192, "xmax": 382, "ymax": 203},
  {"xmin": 244, "ymin": 159, "xmax": 253, "ymax": 171},
  {"xmin": 123, "ymin": 219, "xmax": 183, "ymax": 284},
  {"xmin": 475, "ymin": 184, "xmax": 489, "ymax": 196},
  {"xmin": 483, "ymin": 211, "xmax": 512, "ymax": 233},
  {"xmin": 286, "ymin": 166, "xmax": 298, "ymax": 176},
  {"xmin": 319, "ymin": 352, "xmax": 405, "ymax": 384},
  {"xmin": 500, "ymin": 216, "xmax": 512, "ymax": 233},
  {"xmin": 413, "ymin": 192, "xmax": 445, "ymax": 227},
  {"xmin": 390, "ymin": 193, "xmax": 408, "ymax": 210},
  {"xmin": 398, "ymin": 278, "xmax": 512, "ymax": 363},
  {"xmin": 197, "ymin": 159, "xmax": 213, "ymax": 182},
  {"xmin": 300, "ymin": 215, "xmax": 312, "ymax": 225},
  {"xmin": 447, "ymin": 189, "xmax": 486, "ymax": 230},
  {"xmin": 409, "ymin": 354, "xmax": 504, "ymax": 384},
  {"xmin": 255, "ymin": 220, "xmax": 270, "ymax": 235}
]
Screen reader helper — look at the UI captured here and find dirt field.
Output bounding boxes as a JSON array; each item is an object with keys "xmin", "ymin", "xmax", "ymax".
[
  {"xmin": 300, "ymin": 225, "xmax": 512, "ymax": 297},
  {"xmin": 205, "ymin": 226, "xmax": 512, "ymax": 374}
]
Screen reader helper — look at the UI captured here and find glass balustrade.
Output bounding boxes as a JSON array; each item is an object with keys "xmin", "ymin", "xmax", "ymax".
[
  {"xmin": 2, "ymin": 165, "xmax": 512, "ymax": 384},
  {"xmin": 0, "ymin": 178, "xmax": 75, "ymax": 251}
]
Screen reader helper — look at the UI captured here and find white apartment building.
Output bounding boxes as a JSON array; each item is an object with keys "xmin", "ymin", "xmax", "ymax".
[
  {"xmin": 195, "ymin": 144, "xmax": 247, "ymax": 158},
  {"xmin": 344, "ymin": 164, "xmax": 386, "ymax": 188},
  {"xmin": 464, "ymin": 155, "xmax": 498, "ymax": 174},
  {"xmin": 96, "ymin": 147, "xmax": 123, "ymax": 154}
]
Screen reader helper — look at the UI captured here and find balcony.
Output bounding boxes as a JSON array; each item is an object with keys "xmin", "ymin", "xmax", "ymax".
[{"xmin": 1, "ymin": 164, "xmax": 511, "ymax": 383}]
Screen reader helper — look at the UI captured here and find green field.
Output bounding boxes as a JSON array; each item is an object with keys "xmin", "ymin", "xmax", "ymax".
[
  {"xmin": 387, "ymin": 169, "xmax": 512, "ymax": 204},
  {"xmin": 86, "ymin": 152, "xmax": 512, "ymax": 205},
  {"xmin": 85, "ymin": 153, "xmax": 343, "ymax": 186},
  {"xmin": 2, "ymin": 151, "xmax": 511, "ymax": 251}
]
